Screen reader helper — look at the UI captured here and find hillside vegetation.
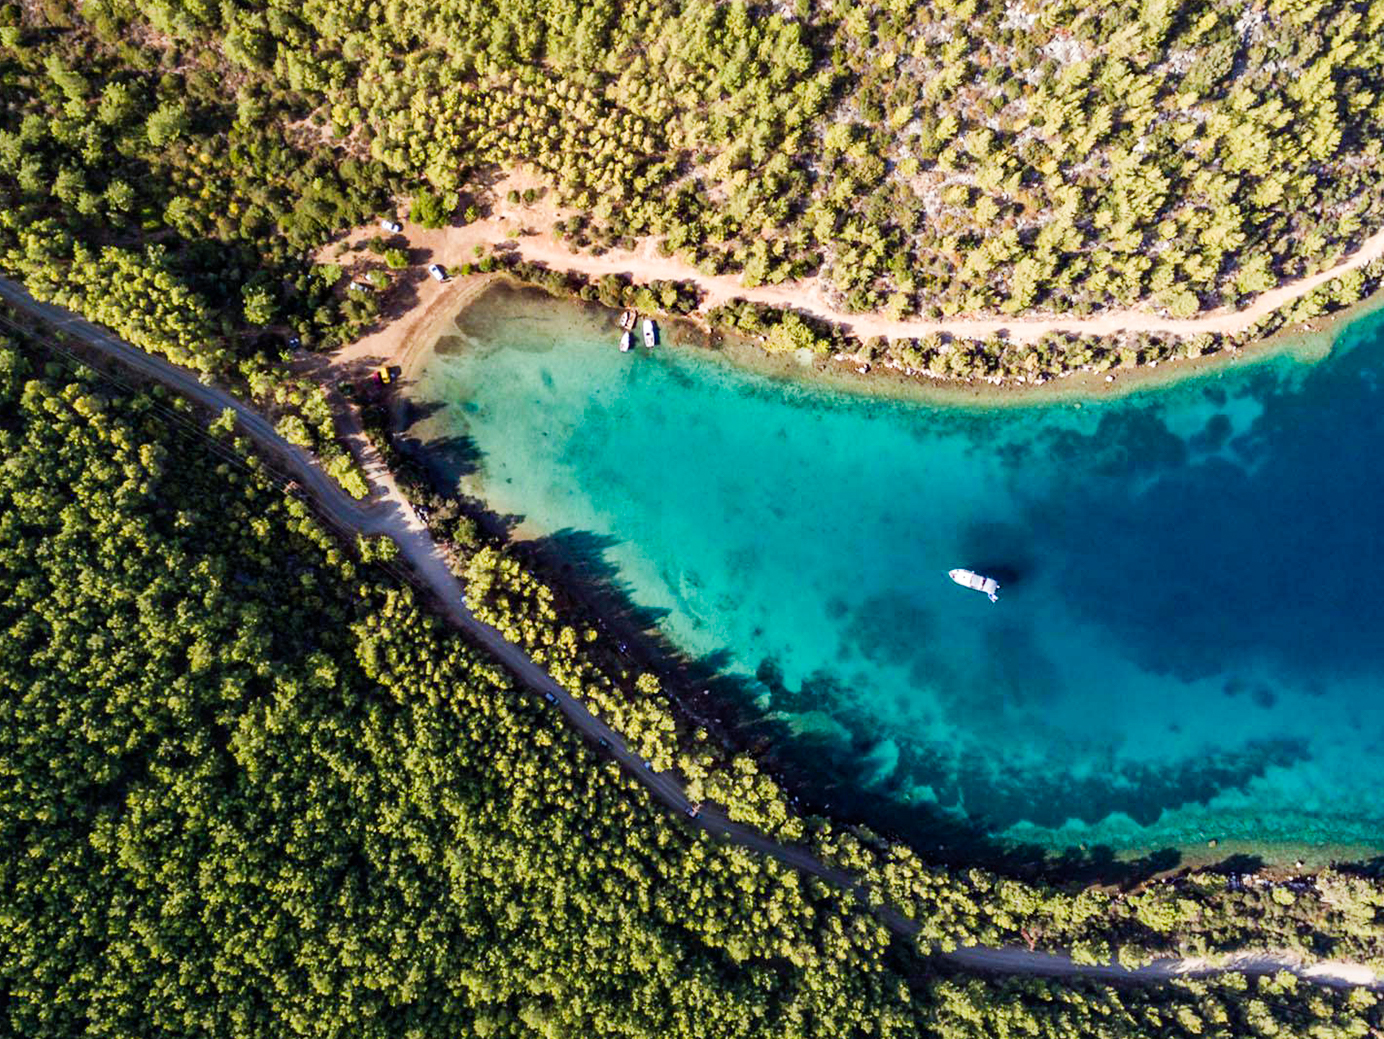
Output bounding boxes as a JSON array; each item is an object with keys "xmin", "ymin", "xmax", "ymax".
[
  {"xmin": 1, "ymin": 0, "xmax": 1382, "ymax": 348},
  {"xmin": 5, "ymin": 0, "xmax": 1384, "ymax": 1030},
  {"xmin": 6, "ymin": 323, "xmax": 1384, "ymax": 1038}
]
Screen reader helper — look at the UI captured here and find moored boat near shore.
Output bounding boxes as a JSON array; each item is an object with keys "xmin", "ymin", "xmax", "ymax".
[
  {"xmin": 619, "ymin": 330, "xmax": 633, "ymax": 352},
  {"xmin": 643, "ymin": 318, "xmax": 658, "ymax": 348}
]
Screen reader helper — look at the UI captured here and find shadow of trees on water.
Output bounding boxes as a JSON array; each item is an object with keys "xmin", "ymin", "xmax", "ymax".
[{"xmin": 716, "ymin": 667, "xmax": 1313, "ymax": 887}]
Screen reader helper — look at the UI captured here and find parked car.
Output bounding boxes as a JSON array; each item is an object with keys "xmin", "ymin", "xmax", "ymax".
[
  {"xmin": 685, "ymin": 803, "xmax": 702, "ymax": 819},
  {"xmin": 544, "ymin": 692, "xmax": 557, "ymax": 704},
  {"xmin": 427, "ymin": 263, "xmax": 448, "ymax": 282},
  {"xmin": 380, "ymin": 219, "xmax": 403, "ymax": 233}
]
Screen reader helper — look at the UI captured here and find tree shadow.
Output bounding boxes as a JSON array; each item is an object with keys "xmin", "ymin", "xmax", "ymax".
[
  {"xmin": 466, "ymin": 164, "xmax": 510, "ymax": 201},
  {"xmin": 519, "ymin": 527, "xmax": 673, "ymax": 635},
  {"xmin": 371, "ymin": 269, "xmax": 423, "ymax": 330},
  {"xmin": 293, "ymin": 342, "xmax": 398, "ymax": 389},
  {"xmin": 1208, "ymin": 852, "xmax": 1267, "ymax": 876},
  {"xmin": 416, "ymin": 433, "xmax": 483, "ymax": 480},
  {"xmin": 1333, "ymin": 855, "xmax": 1384, "ymax": 879},
  {"xmin": 395, "ymin": 397, "xmax": 448, "ymax": 426}
]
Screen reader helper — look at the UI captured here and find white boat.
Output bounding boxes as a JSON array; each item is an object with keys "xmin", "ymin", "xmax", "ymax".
[
  {"xmin": 949, "ymin": 568, "xmax": 999, "ymax": 602},
  {"xmin": 620, "ymin": 309, "xmax": 636, "ymax": 330},
  {"xmin": 643, "ymin": 318, "xmax": 658, "ymax": 348},
  {"xmin": 619, "ymin": 330, "xmax": 633, "ymax": 352}
]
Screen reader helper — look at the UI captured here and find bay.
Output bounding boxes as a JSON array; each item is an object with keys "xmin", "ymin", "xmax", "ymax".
[{"xmin": 406, "ymin": 281, "xmax": 1384, "ymax": 865}]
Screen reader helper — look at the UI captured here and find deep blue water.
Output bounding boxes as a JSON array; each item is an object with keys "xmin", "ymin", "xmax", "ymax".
[{"xmin": 409, "ymin": 283, "xmax": 1384, "ymax": 864}]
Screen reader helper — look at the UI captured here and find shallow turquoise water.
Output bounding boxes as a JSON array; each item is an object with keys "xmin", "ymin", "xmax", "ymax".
[{"xmin": 409, "ymin": 283, "xmax": 1384, "ymax": 861}]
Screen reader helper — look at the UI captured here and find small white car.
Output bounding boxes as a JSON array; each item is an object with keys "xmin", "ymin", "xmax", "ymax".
[
  {"xmin": 427, "ymin": 263, "xmax": 448, "ymax": 282},
  {"xmin": 380, "ymin": 219, "xmax": 403, "ymax": 233}
]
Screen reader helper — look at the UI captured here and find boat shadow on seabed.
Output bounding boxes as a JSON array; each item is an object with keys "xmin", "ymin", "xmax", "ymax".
[{"xmin": 969, "ymin": 565, "xmax": 1023, "ymax": 589}]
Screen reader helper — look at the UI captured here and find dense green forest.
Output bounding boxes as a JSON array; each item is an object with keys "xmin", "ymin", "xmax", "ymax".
[
  {"xmin": 6, "ymin": 319, "xmax": 1384, "ymax": 1038},
  {"xmin": 1, "ymin": 0, "xmax": 1382, "ymax": 354}
]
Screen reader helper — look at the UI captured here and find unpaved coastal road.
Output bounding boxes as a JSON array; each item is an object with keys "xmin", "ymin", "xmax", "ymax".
[{"xmin": 1, "ymin": 274, "xmax": 1377, "ymax": 994}]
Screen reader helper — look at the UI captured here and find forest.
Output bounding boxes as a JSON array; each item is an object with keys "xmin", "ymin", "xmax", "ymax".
[
  {"xmin": 1, "ymin": 0, "xmax": 1382, "ymax": 364},
  {"xmin": 6, "ymin": 314, "xmax": 1384, "ymax": 1038}
]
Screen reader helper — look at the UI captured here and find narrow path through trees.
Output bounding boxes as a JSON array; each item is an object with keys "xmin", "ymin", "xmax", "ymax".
[{"xmin": 2, "ymin": 274, "xmax": 1377, "ymax": 994}]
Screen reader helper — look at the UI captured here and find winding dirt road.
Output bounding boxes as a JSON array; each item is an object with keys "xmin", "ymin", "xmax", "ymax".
[{"xmin": 2, "ymin": 273, "xmax": 1378, "ymax": 994}]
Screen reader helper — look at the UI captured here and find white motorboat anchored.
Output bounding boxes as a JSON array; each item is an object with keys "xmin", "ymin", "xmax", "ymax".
[
  {"xmin": 949, "ymin": 568, "xmax": 999, "ymax": 602},
  {"xmin": 619, "ymin": 330, "xmax": 633, "ymax": 352},
  {"xmin": 643, "ymin": 317, "xmax": 658, "ymax": 348}
]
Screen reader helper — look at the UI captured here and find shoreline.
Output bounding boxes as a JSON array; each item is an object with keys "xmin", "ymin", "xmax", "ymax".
[
  {"xmin": 384, "ymin": 430, "xmax": 1384, "ymax": 882},
  {"xmin": 1002, "ymin": 827, "xmax": 1384, "ymax": 881},
  {"xmin": 813, "ymin": 282, "xmax": 1384, "ymax": 408},
  {"xmin": 331, "ymin": 269, "xmax": 501, "ymax": 379},
  {"xmin": 319, "ymin": 185, "xmax": 1384, "ymax": 408},
  {"xmin": 326, "ymin": 202, "xmax": 1384, "ymax": 877},
  {"xmin": 378, "ymin": 269, "xmax": 1384, "ymax": 416}
]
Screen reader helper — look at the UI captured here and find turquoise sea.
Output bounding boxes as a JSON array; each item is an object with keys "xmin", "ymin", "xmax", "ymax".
[{"xmin": 407, "ymin": 282, "xmax": 1384, "ymax": 866}]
